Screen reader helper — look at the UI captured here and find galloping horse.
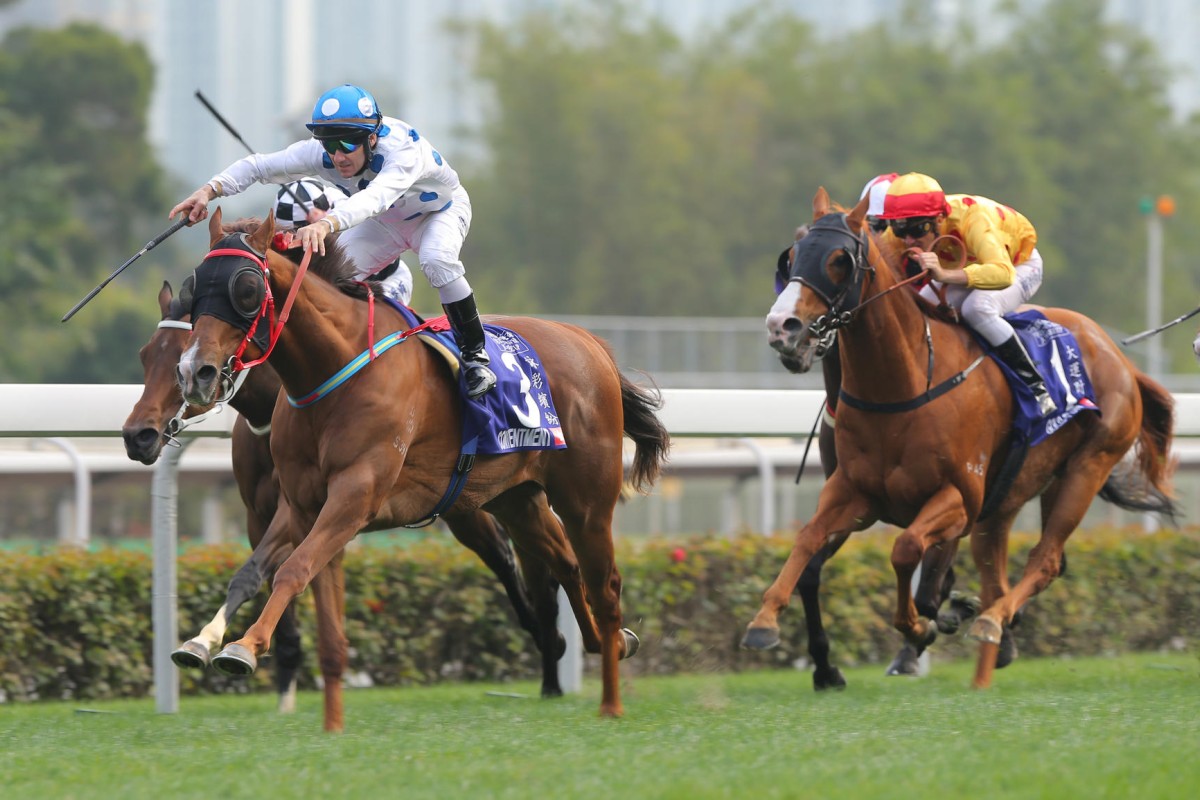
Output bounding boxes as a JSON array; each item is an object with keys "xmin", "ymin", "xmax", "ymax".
[
  {"xmin": 774, "ymin": 228, "xmax": 981, "ymax": 688},
  {"xmin": 121, "ymin": 230, "xmax": 569, "ymax": 709},
  {"xmin": 175, "ymin": 208, "xmax": 668, "ymax": 728},
  {"xmin": 747, "ymin": 189, "xmax": 1176, "ymax": 687}
]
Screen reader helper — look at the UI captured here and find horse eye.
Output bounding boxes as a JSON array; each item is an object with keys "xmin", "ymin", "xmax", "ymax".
[
  {"xmin": 826, "ymin": 252, "xmax": 853, "ymax": 282},
  {"xmin": 229, "ymin": 270, "xmax": 264, "ymax": 317}
]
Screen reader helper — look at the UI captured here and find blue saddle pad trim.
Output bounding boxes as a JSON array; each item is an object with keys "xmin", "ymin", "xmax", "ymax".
[{"xmin": 985, "ymin": 309, "xmax": 1099, "ymax": 446}]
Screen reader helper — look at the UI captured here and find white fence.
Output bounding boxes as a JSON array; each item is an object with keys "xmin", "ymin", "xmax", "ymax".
[{"xmin": 3, "ymin": 384, "xmax": 1200, "ymax": 711}]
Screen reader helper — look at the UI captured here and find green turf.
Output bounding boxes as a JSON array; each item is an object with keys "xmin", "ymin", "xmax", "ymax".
[{"xmin": 1, "ymin": 653, "xmax": 1196, "ymax": 799}]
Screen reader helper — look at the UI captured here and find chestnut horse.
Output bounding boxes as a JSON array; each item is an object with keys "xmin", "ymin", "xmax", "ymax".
[
  {"xmin": 775, "ymin": 230, "xmax": 981, "ymax": 688},
  {"xmin": 122, "ymin": 257, "xmax": 568, "ymax": 710},
  {"xmin": 175, "ymin": 208, "xmax": 668, "ymax": 728},
  {"xmin": 747, "ymin": 189, "xmax": 1176, "ymax": 687}
]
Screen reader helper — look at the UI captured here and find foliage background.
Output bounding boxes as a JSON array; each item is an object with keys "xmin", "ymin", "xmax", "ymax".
[
  {"xmin": 3, "ymin": 0, "xmax": 1200, "ymax": 381},
  {"xmin": 1, "ymin": 528, "xmax": 1196, "ymax": 701}
]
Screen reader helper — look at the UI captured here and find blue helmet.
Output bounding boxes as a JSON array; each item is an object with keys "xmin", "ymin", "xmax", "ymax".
[{"xmin": 306, "ymin": 84, "xmax": 382, "ymax": 138}]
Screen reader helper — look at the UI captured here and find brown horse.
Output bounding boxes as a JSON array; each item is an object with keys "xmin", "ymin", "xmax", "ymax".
[
  {"xmin": 174, "ymin": 208, "xmax": 668, "ymax": 728},
  {"xmin": 122, "ymin": 259, "xmax": 569, "ymax": 709},
  {"xmin": 747, "ymin": 188, "xmax": 1176, "ymax": 687},
  {"xmin": 775, "ymin": 229, "xmax": 982, "ymax": 688}
]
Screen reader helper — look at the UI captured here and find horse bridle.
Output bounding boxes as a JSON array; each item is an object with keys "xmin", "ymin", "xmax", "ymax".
[{"xmin": 784, "ymin": 212, "xmax": 874, "ymax": 355}]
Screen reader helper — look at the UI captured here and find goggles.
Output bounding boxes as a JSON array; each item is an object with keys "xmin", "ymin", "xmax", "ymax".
[
  {"xmin": 866, "ymin": 217, "xmax": 888, "ymax": 234},
  {"xmin": 888, "ymin": 216, "xmax": 938, "ymax": 240},
  {"xmin": 320, "ymin": 138, "xmax": 367, "ymax": 155}
]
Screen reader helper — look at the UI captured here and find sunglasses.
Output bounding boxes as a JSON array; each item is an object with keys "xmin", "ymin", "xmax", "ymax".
[
  {"xmin": 867, "ymin": 217, "xmax": 888, "ymax": 234},
  {"xmin": 888, "ymin": 217, "xmax": 938, "ymax": 239},
  {"xmin": 320, "ymin": 138, "xmax": 367, "ymax": 155}
]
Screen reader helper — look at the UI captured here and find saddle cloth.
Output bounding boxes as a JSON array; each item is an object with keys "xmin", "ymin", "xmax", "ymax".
[
  {"xmin": 387, "ymin": 299, "xmax": 568, "ymax": 455},
  {"xmin": 987, "ymin": 309, "xmax": 1099, "ymax": 447}
]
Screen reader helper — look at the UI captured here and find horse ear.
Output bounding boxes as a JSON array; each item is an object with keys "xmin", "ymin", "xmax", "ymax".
[
  {"xmin": 812, "ymin": 187, "xmax": 832, "ymax": 219},
  {"xmin": 246, "ymin": 209, "xmax": 275, "ymax": 254},
  {"xmin": 846, "ymin": 193, "xmax": 869, "ymax": 232},
  {"xmin": 208, "ymin": 206, "xmax": 224, "ymax": 246},
  {"xmin": 158, "ymin": 280, "xmax": 173, "ymax": 319}
]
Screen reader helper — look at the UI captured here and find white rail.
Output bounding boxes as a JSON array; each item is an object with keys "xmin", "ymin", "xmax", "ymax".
[{"xmin": 3, "ymin": 384, "xmax": 1198, "ymax": 711}]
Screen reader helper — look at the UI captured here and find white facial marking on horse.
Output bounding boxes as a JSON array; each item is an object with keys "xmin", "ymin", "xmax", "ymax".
[{"xmin": 766, "ymin": 282, "xmax": 803, "ymax": 344}]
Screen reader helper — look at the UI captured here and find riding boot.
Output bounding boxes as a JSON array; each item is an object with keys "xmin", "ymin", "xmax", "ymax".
[
  {"xmin": 994, "ymin": 334, "xmax": 1056, "ymax": 416},
  {"xmin": 443, "ymin": 293, "xmax": 497, "ymax": 398}
]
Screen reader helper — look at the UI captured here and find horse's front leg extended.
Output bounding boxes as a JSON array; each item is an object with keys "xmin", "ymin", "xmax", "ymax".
[
  {"xmin": 215, "ymin": 472, "xmax": 380, "ymax": 675},
  {"xmin": 743, "ymin": 474, "xmax": 874, "ymax": 650},
  {"xmin": 890, "ymin": 484, "xmax": 970, "ymax": 647}
]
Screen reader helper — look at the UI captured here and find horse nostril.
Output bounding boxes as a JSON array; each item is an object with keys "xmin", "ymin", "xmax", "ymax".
[
  {"xmin": 781, "ymin": 318, "xmax": 803, "ymax": 334},
  {"xmin": 197, "ymin": 364, "xmax": 218, "ymax": 386}
]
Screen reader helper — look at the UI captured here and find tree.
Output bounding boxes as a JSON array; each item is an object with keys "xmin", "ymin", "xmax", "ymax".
[{"xmin": 0, "ymin": 23, "xmax": 173, "ymax": 381}]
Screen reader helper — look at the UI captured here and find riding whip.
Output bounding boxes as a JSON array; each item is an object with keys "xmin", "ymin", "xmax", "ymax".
[
  {"xmin": 61, "ymin": 218, "xmax": 189, "ymax": 322},
  {"xmin": 194, "ymin": 89, "xmax": 311, "ymax": 215},
  {"xmin": 1121, "ymin": 305, "xmax": 1200, "ymax": 345}
]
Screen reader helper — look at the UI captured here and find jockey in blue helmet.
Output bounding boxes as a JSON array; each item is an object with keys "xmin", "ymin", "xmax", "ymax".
[{"xmin": 170, "ymin": 83, "xmax": 497, "ymax": 398}]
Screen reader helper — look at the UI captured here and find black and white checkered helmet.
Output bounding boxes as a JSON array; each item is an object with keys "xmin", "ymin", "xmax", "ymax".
[{"xmin": 272, "ymin": 179, "xmax": 348, "ymax": 228}]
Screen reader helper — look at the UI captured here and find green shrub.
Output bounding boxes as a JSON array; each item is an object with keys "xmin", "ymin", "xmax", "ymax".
[{"xmin": 0, "ymin": 528, "xmax": 1196, "ymax": 701}]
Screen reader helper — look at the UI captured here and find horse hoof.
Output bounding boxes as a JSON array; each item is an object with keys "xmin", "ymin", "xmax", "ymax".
[
  {"xmin": 966, "ymin": 616, "xmax": 1003, "ymax": 645},
  {"xmin": 813, "ymin": 667, "xmax": 847, "ymax": 691},
  {"xmin": 885, "ymin": 644, "xmax": 922, "ymax": 677},
  {"xmin": 620, "ymin": 628, "xmax": 640, "ymax": 660},
  {"xmin": 937, "ymin": 592, "xmax": 982, "ymax": 634},
  {"xmin": 170, "ymin": 640, "xmax": 211, "ymax": 670},
  {"xmin": 742, "ymin": 626, "xmax": 781, "ymax": 650},
  {"xmin": 996, "ymin": 626, "xmax": 1019, "ymax": 669},
  {"xmin": 212, "ymin": 643, "xmax": 258, "ymax": 676},
  {"xmin": 541, "ymin": 684, "xmax": 564, "ymax": 699}
]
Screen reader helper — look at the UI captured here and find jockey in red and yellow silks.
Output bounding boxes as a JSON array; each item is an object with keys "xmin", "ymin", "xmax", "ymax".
[{"xmin": 879, "ymin": 172, "xmax": 1055, "ymax": 416}]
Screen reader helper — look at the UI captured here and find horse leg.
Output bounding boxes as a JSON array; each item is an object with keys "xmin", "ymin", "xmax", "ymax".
[
  {"xmin": 511, "ymin": 543, "xmax": 565, "ymax": 698},
  {"xmin": 172, "ymin": 511, "xmax": 295, "ymax": 669},
  {"xmin": 486, "ymin": 486, "xmax": 604, "ymax": 656},
  {"xmin": 796, "ymin": 532, "xmax": 850, "ymax": 691},
  {"xmin": 885, "ymin": 540, "xmax": 962, "ymax": 677},
  {"xmin": 308, "ymin": 552, "xmax": 348, "ymax": 733},
  {"xmin": 964, "ymin": 507, "xmax": 1018, "ymax": 688},
  {"xmin": 890, "ymin": 484, "xmax": 970, "ymax": 649},
  {"xmin": 443, "ymin": 511, "xmax": 554, "ymax": 662},
  {"xmin": 214, "ymin": 483, "xmax": 369, "ymax": 679},
  {"xmin": 552, "ymin": 500, "xmax": 629, "ymax": 718},
  {"xmin": 744, "ymin": 474, "xmax": 875, "ymax": 650}
]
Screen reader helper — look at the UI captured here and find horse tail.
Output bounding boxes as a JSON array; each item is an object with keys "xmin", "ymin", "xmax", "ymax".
[
  {"xmin": 1097, "ymin": 372, "xmax": 1180, "ymax": 524},
  {"xmin": 620, "ymin": 373, "xmax": 671, "ymax": 494}
]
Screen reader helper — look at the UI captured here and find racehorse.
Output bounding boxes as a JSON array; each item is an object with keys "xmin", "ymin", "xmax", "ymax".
[
  {"xmin": 747, "ymin": 188, "xmax": 1177, "ymax": 688},
  {"xmin": 174, "ymin": 208, "xmax": 669, "ymax": 728},
  {"xmin": 121, "ymin": 243, "xmax": 569, "ymax": 711},
  {"xmin": 774, "ymin": 228, "xmax": 981, "ymax": 689}
]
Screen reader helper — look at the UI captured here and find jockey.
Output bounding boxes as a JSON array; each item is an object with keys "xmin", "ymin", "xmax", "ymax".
[
  {"xmin": 859, "ymin": 173, "xmax": 897, "ymax": 233},
  {"xmin": 879, "ymin": 172, "xmax": 1056, "ymax": 416},
  {"xmin": 272, "ymin": 179, "xmax": 414, "ymax": 307},
  {"xmin": 170, "ymin": 84, "xmax": 497, "ymax": 398}
]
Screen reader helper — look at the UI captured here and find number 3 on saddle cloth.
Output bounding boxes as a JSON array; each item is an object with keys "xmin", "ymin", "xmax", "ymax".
[
  {"xmin": 385, "ymin": 299, "xmax": 568, "ymax": 456},
  {"xmin": 984, "ymin": 309, "xmax": 1099, "ymax": 447}
]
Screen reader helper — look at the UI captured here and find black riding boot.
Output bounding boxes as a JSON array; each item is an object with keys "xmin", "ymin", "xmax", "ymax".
[
  {"xmin": 443, "ymin": 294, "xmax": 497, "ymax": 398},
  {"xmin": 994, "ymin": 334, "xmax": 1056, "ymax": 416}
]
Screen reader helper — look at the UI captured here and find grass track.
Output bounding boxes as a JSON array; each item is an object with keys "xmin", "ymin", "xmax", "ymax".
[{"xmin": 2, "ymin": 653, "xmax": 1197, "ymax": 799}]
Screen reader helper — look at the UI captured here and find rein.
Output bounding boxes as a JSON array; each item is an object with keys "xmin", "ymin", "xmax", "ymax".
[{"xmin": 794, "ymin": 217, "xmax": 985, "ymax": 414}]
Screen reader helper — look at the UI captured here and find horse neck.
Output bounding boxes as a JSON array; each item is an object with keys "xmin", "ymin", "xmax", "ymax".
[
  {"xmin": 837, "ymin": 257, "xmax": 943, "ymax": 398},
  {"xmin": 263, "ymin": 256, "xmax": 371, "ymax": 398}
]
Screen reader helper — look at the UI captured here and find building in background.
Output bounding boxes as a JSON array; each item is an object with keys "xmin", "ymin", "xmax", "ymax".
[{"xmin": 3, "ymin": 0, "xmax": 1200, "ymax": 209}]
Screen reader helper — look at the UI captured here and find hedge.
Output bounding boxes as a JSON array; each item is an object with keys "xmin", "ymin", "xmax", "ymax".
[{"xmin": 0, "ymin": 528, "xmax": 1197, "ymax": 701}]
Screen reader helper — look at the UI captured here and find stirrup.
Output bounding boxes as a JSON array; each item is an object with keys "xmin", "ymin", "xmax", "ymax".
[
  {"xmin": 464, "ymin": 362, "xmax": 496, "ymax": 398},
  {"xmin": 1034, "ymin": 390, "xmax": 1057, "ymax": 416}
]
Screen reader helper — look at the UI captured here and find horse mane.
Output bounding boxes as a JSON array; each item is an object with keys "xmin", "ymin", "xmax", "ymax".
[{"xmin": 223, "ymin": 216, "xmax": 377, "ymax": 298}]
